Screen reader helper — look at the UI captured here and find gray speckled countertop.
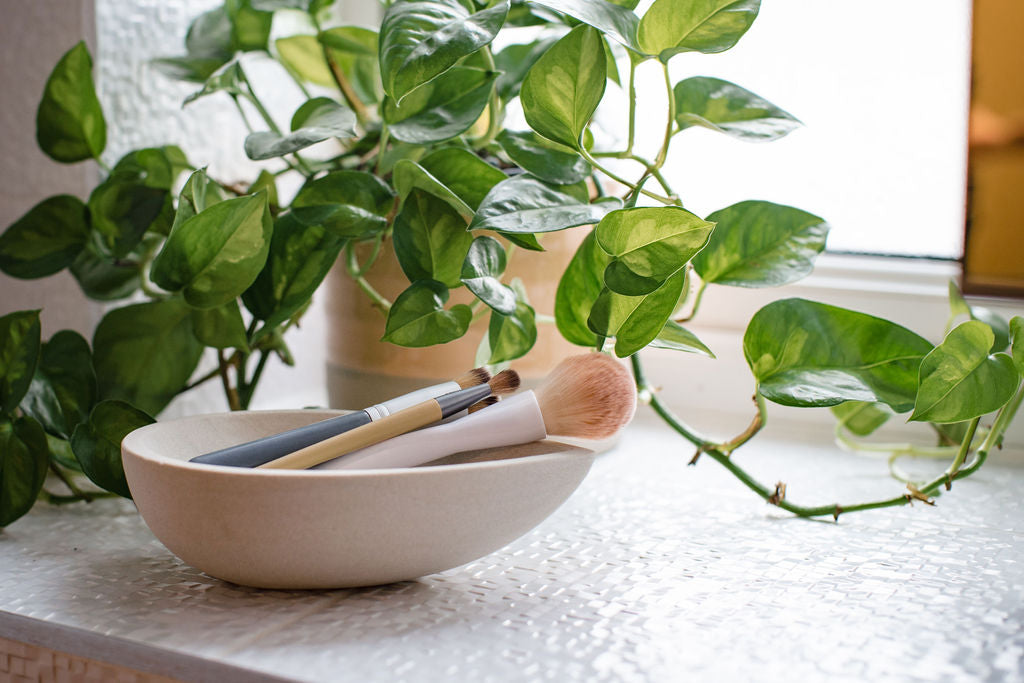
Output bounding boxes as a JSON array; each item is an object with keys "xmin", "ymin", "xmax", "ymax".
[{"xmin": 1, "ymin": 419, "xmax": 1022, "ymax": 682}]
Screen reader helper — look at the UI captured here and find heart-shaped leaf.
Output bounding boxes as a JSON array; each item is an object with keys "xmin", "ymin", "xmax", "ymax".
[
  {"xmin": 638, "ymin": 0, "xmax": 759, "ymax": 61},
  {"xmin": 0, "ymin": 195, "xmax": 90, "ymax": 279},
  {"xmin": 693, "ymin": 201, "xmax": 829, "ymax": 288},
  {"xmin": 192, "ymin": 300, "xmax": 250, "ymax": 351},
  {"xmin": 382, "ymin": 280, "xmax": 472, "ymax": 347},
  {"xmin": 379, "ymin": 0, "xmax": 508, "ymax": 102},
  {"xmin": 276, "ymin": 35, "xmax": 334, "ymax": 86},
  {"xmin": 243, "ymin": 212, "xmax": 346, "ymax": 339},
  {"xmin": 393, "ymin": 160, "xmax": 475, "ymax": 219},
  {"xmin": 596, "ymin": 206, "xmax": 714, "ymax": 295},
  {"xmin": 319, "ymin": 26, "xmax": 378, "ymax": 56},
  {"xmin": 744, "ymin": 298, "xmax": 933, "ymax": 412},
  {"xmin": 36, "ymin": 41, "xmax": 106, "ymax": 163},
  {"xmin": 588, "ymin": 269, "xmax": 687, "ymax": 357},
  {"xmin": 291, "ymin": 170, "xmax": 395, "ymax": 239},
  {"xmin": 0, "ymin": 416, "xmax": 50, "ymax": 527},
  {"xmin": 394, "ymin": 189, "xmax": 474, "ymax": 288},
  {"xmin": 555, "ymin": 229, "xmax": 611, "ymax": 347},
  {"xmin": 674, "ymin": 76, "xmax": 800, "ymax": 142},
  {"xmin": 172, "ymin": 168, "xmax": 225, "ymax": 236},
  {"xmin": 92, "ymin": 299, "xmax": 204, "ymax": 416},
  {"xmin": 20, "ymin": 331, "xmax": 96, "ymax": 439},
  {"xmin": 910, "ymin": 321, "xmax": 1019, "ymax": 423},
  {"xmin": 496, "ymin": 130, "xmax": 591, "ymax": 185},
  {"xmin": 87, "ymin": 176, "xmax": 168, "ymax": 260},
  {"xmin": 151, "ymin": 192, "xmax": 272, "ymax": 309},
  {"xmin": 244, "ymin": 97, "xmax": 357, "ymax": 160},
  {"xmin": 521, "ymin": 24, "xmax": 606, "ymax": 149},
  {"xmin": 0, "ymin": 310, "xmax": 41, "ymax": 416},
  {"xmin": 384, "ymin": 66, "xmax": 498, "ymax": 144},
  {"xmin": 184, "ymin": 60, "xmax": 245, "ymax": 105},
  {"xmin": 227, "ymin": 0, "xmax": 273, "ymax": 52},
  {"xmin": 488, "ymin": 302, "xmax": 537, "ymax": 363},
  {"xmin": 419, "ymin": 148, "xmax": 507, "ymax": 210},
  {"xmin": 71, "ymin": 400, "xmax": 155, "ymax": 498},
  {"xmin": 461, "ymin": 236, "xmax": 516, "ymax": 315},
  {"xmin": 470, "ymin": 176, "xmax": 620, "ymax": 234},
  {"xmin": 70, "ymin": 243, "xmax": 141, "ymax": 301},
  {"xmin": 532, "ymin": 0, "xmax": 642, "ymax": 53},
  {"xmin": 648, "ymin": 320, "xmax": 714, "ymax": 358}
]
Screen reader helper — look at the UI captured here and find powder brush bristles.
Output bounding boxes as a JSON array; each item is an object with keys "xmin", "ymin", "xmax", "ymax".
[
  {"xmin": 535, "ymin": 353, "xmax": 636, "ymax": 439},
  {"xmin": 468, "ymin": 395, "xmax": 499, "ymax": 413},
  {"xmin": 456, "ymin": 367, "xmax": 491, "ymax": 389},
  {"xmin": 488, "ymin": 368, "xmax": 521, "ymax": 396}
]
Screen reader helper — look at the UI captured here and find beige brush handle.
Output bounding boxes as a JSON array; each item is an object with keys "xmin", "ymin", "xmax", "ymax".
[{"xmin": 258, "ymin": 401, "xmax": 443, "ymax": 470}]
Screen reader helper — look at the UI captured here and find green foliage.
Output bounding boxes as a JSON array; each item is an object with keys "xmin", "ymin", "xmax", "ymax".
[
  {"xmin": 36, "ymin": 42, "xmax": 106, "ymax": 163},
  {"xmin": 4, "ymin": 0, "xmax": 1022, "ymax": 526}
]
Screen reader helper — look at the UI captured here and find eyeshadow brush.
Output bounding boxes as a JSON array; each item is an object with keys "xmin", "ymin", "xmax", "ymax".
[
  {"xmin": 315, "ymin": 353, "xmax": 636, "ymax": 470},
  {"xmin": 258, "ymin": 370, "xmax": 521, "ymax": 470},
  {"xmin": 189, "ymin": 368, "xmax": 491, "ymax": 468}
]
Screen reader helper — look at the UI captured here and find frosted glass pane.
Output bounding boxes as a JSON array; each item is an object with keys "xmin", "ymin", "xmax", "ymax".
[{"xmin": 621, "ymin": 1, "xmax": 973, "ymax": 259}]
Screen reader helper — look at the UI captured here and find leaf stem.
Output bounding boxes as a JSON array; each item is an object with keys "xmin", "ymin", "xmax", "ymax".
[
  {"xmin": 48, "ymin": 463, "xmax": 93, "ymax": 502},
  {"xmin": 625, "ymin": 58, "xmax": 637, "ymax": 155},
  {"xmin": 345, "ymin": 243, "xmax": 391, "ymax": 313},
  {"xmin": 239, "ymin": 350, "xmax": 270, "ymax": 409},
  {"xmin": 474, "ymin": 46, "xmax": 504, "ymax": 148},
  {"xmin": 320, "ymin": 38, "xmax": 370, "ymax": 126},
  {"xmin": 631, "ymin": 354, "xmax": 1008, "ymax": 520},
  {"xmin": 218, "ymin": 350, "xmax": 242, "ymax": 411},
  {"xmin": 580, "ymin": 148, "xmax": 676, "ymax": 204}
]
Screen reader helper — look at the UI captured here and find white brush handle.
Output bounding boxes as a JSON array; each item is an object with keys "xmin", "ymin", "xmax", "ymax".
[{"xmin": 315, "ymin": 391, "xmax": 547, "ymax": 470}]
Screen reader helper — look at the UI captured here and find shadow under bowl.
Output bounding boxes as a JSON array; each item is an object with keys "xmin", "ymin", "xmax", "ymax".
[{"xmin": 122, "ymin": 410, "xmax": 594, "ymax": 589}]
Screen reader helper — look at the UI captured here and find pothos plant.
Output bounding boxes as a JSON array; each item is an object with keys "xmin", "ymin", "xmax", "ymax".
[{"xmin": 1, "ymin": 0, "xmax": 1022, "ymax": 527}]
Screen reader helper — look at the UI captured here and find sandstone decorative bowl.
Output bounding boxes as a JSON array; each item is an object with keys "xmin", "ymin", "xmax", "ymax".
[{"xmin": 121, "ymin": 409, "xmax": 594, "ymax": 589}]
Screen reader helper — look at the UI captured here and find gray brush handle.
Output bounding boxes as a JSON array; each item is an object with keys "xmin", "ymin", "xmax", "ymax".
[{"xmin": 189, "ymin": 411, "xmax": 371, "ymax": 467}]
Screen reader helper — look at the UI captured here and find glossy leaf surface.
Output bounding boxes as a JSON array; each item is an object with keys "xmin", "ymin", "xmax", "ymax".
[
  {"xmin": 36, "ymin": 42, "xmax": 106, "ymax": 162},
  {"xmin": 494, "ymin": 37, "xmax": 557, "ymax": 99},
  {"xmin": 555, "ymin": 230, "xmax": 610, "ymax": 346},
  {"xmin": 0, "ymin": 311, "xmax": 41, "ymax": 416},
  {"xmin": 488, "ymin": 302, "xmax": 537, "ymax": 363},
  {"xmin": 0, "ymin": 195, "xmax": 89, "ymax": 279},
  {"xmin": 244, "ymin": 97, "xmax": 357, "ymax": 160},
  {"xmin": 71, "ymin": 400, "xmax": 154, "ymax": 498},
  {"xmin": 243, "ymin": 212, "xmax": 346, "ymax": 338},
  {"xmin": 151, "ymin": 192, "xmax": 272, "ymax": 309},
  {"xmin": 461, "ymin": 236, "xmax": 516, "ymax": 315},
  {"xmin": 910, "ymin": 321, "xmax": 1019, "ymax": 423},
  {"xmin": 382, "ymin": 280, "xmax": 472, "ymax": 347},
  {"xmin": 532, "ymin": 0, "xmax": 641, "ymax": 52},
  {"xmin": 0, "ymin": 416, "xmax": 49, "ymax": 527},
  {"xmin": 379, "ymin": 0, "xmax": 508, "ymax": 102},
  {"xmin": 648, "ymin": 320, "xmax": 715, "ymax": 358},
  {"xmin": 520, "ymin": 25, "xmax": 606, "ymax": 149},
  {"xmin": 496, "ymin": 130, "xmax": 590, "ymax": 185},
  {"xmin": 588, "ymin": 270, "xmax": 687, "ymax": 357},
  {"xmin": 192, "ymin": 301, "xmax": 250, "ymax": 351},
  {"xmin": 470, "ymin": 176, "xmax": 619, "ymax": 234},
  {"xmin": 693, "ymin": 201, "xmax": 829, "ymax": 287},
  {"xmin": 596, "ymin": 207, "xmax": 714, "ymax": 295},
  {"xmin": 291, "ymin": 171, "xmax": 395, "ymax": 239},
  {"xmin": 419, "ymin": 148, "xmax": 507, "ymax": 210},
  {"xmin": 638, "ymin": 0, "xmax": 759, "ymax": 60},
  {"xmin": 744, "ymin": 298, "xmax": 933, "ymax": 412},
  {"xmin": 70, "ymin": 244, "xmax": 141, "ymax": 301},
  {"xmin": 674, "ymin": 76, "xmax": 799, "ymax": 141},
  {"xmin": 20, "ymin": 331, "xmax": 96, "ymax": 439},
  {"xmin": 92, "ymin": 300, "xmax": 204, "ymax": 416},
  {"xmin": 384, "ymin": 67, "xmax": 497, "ymax": 144},
  {"xmin": 393, "ymin": 189, "xmax": 473, "ymax": 288}
]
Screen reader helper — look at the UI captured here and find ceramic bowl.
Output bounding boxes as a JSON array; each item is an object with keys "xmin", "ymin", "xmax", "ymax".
[{"xmin": 121, "ymin": 410, "xmax": 594, "ymax": 589}]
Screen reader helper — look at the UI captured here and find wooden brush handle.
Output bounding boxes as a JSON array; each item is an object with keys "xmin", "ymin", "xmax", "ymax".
[{"xmin": 259, "ymin": 401, "xmax": 443, "ymax": 470}]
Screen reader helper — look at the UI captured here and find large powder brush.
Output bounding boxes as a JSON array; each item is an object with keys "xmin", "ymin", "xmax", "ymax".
[{"xmin": 317, "ymin": 353, "xmax": 637, "ymax": 470}]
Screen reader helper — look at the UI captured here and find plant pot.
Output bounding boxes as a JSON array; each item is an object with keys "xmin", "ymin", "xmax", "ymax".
[{"xmin": 325, "ymin": 231, "xmax": 586, "ymax": 408}]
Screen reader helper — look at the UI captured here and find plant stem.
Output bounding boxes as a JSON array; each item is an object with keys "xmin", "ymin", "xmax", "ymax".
[
  {"xmin": 239, "ymin": 350, "xmax": 270, "ymax": 409},
  {"xmin": 177, "ymin": 366, "xmax": 222, "ymax": 395},
  {"xmin": 631, "ymin": 354, "xmax": 1010, "ymax": 520},
  {"xmin": 237, "ymin": 65, "xmax": 316, "ymax": 176},
  {"xmin": 375, "ymin": 125, "xmax": 390, "ymax": 176},
  {"xmin": 580, "ymin": 148, "xmax": 676, "ymax": 204},
  {"xmin": 653, "ymin": 63, "xmax": 675, "ymax": 170},
  {"xmin": 218, "ymin": 350, "xmax": 242, "ymax": 411},
  {"xmin": 39, "ymin": 490, "xmax": 118, "ymax": 506},
  {"xmin": 345, "ymin": 244, "xmax": 391, "ymax": 313},
  {"xmin": 320, "ymin": 38, "xmax": 370, "ymax": 126},
  {"xmin": 277, "ymin": 55, "xmax": 313, "ymax": 99},
  {"xmin": 474, "ymin": 46, "xmax": 504, "ymax": 148},
  {"xmin": 49, "ymin": 463, "xmax": 93, "ymax": 502},
  {"xmin": 96, "ymin": 157, "xmax": 112, "ymax": 175},
  {"xmin": 625, "ymin": 58, "xmax": 637, "ymax": 155}
]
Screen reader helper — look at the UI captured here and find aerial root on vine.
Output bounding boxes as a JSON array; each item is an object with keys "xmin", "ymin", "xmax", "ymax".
[
  {"xmin": 904, "ymin": 484, "xmax": 935, "ymax": 506},
  {"xmin": 767, "ymin": 481, "xmax": 787, "ymax": 505},
  {"xmin": 688, "ymin": 445, "xmax": 707, "ymax": 466},
  {"xmin": 833, "ymin": 505, "xmax": 842, "ymax": 522}
]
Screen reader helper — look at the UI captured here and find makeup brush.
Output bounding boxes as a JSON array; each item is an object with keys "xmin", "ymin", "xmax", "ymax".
[
  {"xmin": 316, "ymin": 352, "xmax": 636, "ymax": 470},
  {"xmin": 259, "ymin": 369, "xmax": 521, "ymax": 470},
  {"xmin": 189, "ymin": 368, "xmax": 491, "ymax": 468}
]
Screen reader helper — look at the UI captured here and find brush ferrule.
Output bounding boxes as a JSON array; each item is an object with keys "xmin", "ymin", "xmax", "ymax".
[
  {"xmin": 365, "ymin": 381, "xmax": 461, "ymax": 420},
  {"xmin": 435, "ymin": 384, "xmax": 494, "ymax": 417}
]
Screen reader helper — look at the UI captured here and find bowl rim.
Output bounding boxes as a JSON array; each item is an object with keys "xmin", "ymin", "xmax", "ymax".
[{"xmin": 122, "ymin": 408, "xmax": 594, "ymax": 477}]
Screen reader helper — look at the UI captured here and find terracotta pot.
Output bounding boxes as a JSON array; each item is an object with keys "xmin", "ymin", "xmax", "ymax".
[{"xmin": 325, "ymin": 231, "xmax": 586, "ymax": 407}]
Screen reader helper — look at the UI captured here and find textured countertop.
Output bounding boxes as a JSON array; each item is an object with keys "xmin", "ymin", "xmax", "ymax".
[{"xmin": 1, "ymin": 418, "xmax": 1022, "ymax": 682}]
